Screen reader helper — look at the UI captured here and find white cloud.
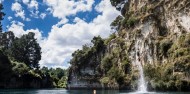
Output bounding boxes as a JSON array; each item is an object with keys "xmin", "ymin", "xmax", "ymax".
[
  {"xmin": 26, "ymin": 18, "xmax": 31, "ymax": 21},
  {"xmin": 22, "ymin": 0, "xmax": 39, "ymax": 18},
  {"xmin": 28, "ymin": 0, "xmax": 38, "ymax": 10},
  {"xmin": 8, "ymin": 16, "xmax": 13, "ymax": 21},
  {"xmin": 40, "ymin": 0, "xmax": 120, "ymax": 68},
  {"xmin": 22, "ymin": 0, "xmax": 29, "ymax": 4},
  {"xmin": 8, "ymin": 21, "xmax": 42, "ymax": 43},
  {"xmin": 40, "ymin": 13, "xmax": 46, "ymax": 19},
  {"xmin": 9, "ymin": 0, "xmax": 119, "ymax": 69},
  {"xmin": 11, "ymin": 2, "xmax": 25, "ymax": 20},
  {"xmin": 30, "ymin": 10, "xmax": 39, "ymax": 18},
  {"xmin": 0, "ymin": 0, "xmax": 4, "ymax": 3},
  {"xmin": 43, "ymin": 0, "xmax": 94, "ymax": 19},
  {"xmin": 8, "ymin": 21, "xmax": 25, "ymax": 37}
]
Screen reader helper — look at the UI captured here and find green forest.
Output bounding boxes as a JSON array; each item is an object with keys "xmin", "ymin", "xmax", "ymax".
[{"xmin": 0, "ymin": 4, "xmax": 67, "ymax": 88}]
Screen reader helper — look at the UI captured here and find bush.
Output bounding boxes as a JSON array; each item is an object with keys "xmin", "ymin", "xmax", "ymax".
[
  {"xmin": 110, "ymin": 16, "xmax": 123, "ymax": 30},
  {"xmin": 174, "ymin": 48, "xmax": 189, "ymax": 57},
  {"xmin": 121, "ymin": 58, "xmax": 131, "ymax": 74},
  {"xmin": 101, "ymin": 54, "xmax": 113, "ymax": 73},
  {"xmin": 12, "ymin": 61, "xmax": 29, "ymax": 76},
  {"xmin": 121, "ymin": 17, "xmax": 138, "ymax": 28},
  {"xmin": 104, "ymin": 33, "xmax": 116, "ymax": 45},
  {"xmin": 159, "ymin": 39, "xmax": 173, "ymax": 57},
  {"xmin": 126, "ymin": 17, "xmax": 137, "ymax": 27},
  {"xmin": 100, "ymin": 77, "xmax": 110, "ymax": 84},
  {"xmin": 108, "ymin": 67, "xmax": 123, "ymax": 81},
  {"xmin": 58, "ymin": 76, "xmax": 67, "ymax": 88}
]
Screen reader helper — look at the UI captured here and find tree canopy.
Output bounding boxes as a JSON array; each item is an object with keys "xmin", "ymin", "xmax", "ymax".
[
  {"xmin": 10, "ymin": 32, "xmax": 41, "ymax": 68},
  {"xmin": 0, "ymin": 3, "xmax": 5, "ymax": 32}
]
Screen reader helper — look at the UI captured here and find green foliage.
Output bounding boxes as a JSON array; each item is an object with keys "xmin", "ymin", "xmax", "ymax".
[
  {"xmin": 12, "ymin": 61, "xmax": 29, "ymax": 76},
  {"xmin": 49, "ymin": 68, "xmax": 67, "ymax": 79},
  {"xmin": 121, "ymin": 58, "xmax": 130, "ymax": 74},
  {"xmin": 143, "ymin": 61, "xmax": 190, "ymax": 91},
  {"xmin": 45, "ymin": 67, "xmax": 68, "ymax": 87},
  {"xmin": 110, "ymin": 0, "xmax": 126, "ymax": 10},
  {"xmin": 143, "ymin": 33, "xmax": 190, "ymax": 90},
  {"xmin": 110, "ymin": 16, "xmax": 123, "ymax": 30},
  {"xmin": 0, "ymin": 3, "xmax": 5, "ymax": 32},
  {"xmin": 108, "ymin": 66, "xmax": 124, "ymax": 84},
  {"xmin": 58, "ymin": 76, "xmax": 67, "ymax": 88},
  {"xmin": 91, "ymin": 36, "xmax": 105, "ymax": 52},
  {"xmin": 0, "ymin": 31, "xmax": 15, "ymax": 52},
  {"xmin": 178, "ymin": 34, "xmax": 190, "ymax": 47},
  {"xmin": 100, "ymin": 77, "xmax": 110, "ymax": 84},
  {"xmin": 104, "ymin": 33, "xmax": 116, "ymax": 45},
  {"xmin": 115, "ymin": 37, "xmax": 125, "ymax": 48},
  {"xmin": 173, "ymin": 48, "xmax": 190, "ymax": 57},
  {"xmin": 0, "ymin": 3, "xmax": 65, "ymax": 88},
  {"xmin": 159, "ymin": 39, "xmax": 173, "ymax": 57},
  {"xmin": 101, "ymin": 54, "xmax": 113, "ymax": 73},
  {"xmin": 41, "ymin": 66, "xmax": 49, "ymax": 76},
  {"xmin": 122, "ymin": 17, "xmax": 138, "ymax": 28},
  {"xmin": 174, "ymin": 55, "xmax": 190, "ymax": 72},
  {"xmin": 126, "ymin": 17, "xmax": 137, "ymax": 27},
  {"xmin": 10, "ymin": 32, "xmax": 41, "ymax": 68},
  {"xmin": 141, "ymin": 5, "xmax": 148, "ymax": 12},
  {"xmin": 70, "ymin": 36, "xmax": 105, "ymax": 76},
  {"xmin": 0, "ymin": 50, "xmax": 12, "ymax": 82}
]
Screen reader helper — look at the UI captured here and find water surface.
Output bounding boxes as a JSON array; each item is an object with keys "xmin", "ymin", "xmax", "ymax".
[{"xmin": 0, "ymin": 89, "xmax": 189, "ymax": 94}]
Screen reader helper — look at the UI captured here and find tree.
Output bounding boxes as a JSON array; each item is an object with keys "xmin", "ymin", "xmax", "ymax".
[
  {"xmin": 0, "ymin": 3, "xmax": 5, "ymax": 32},
  {"xmin": 110, "ymin": 0, "xmax": 126, "ymax": 10},
  {"xmin": 49, "ymin": 68, "xmax": 66, "ymax": 79},
  {"xmin": 12, "ymin": 61, "xmax": 30, "ymax": 76},
  {"xmin": 0, "ymin": 50, "xmax": 12, "ymax": 83},
  {"xmin": 91, "ymin": 36, "xmax": 105, "ymax": 52},
  {"xmin": 110, "ymin": 16, "xmax": 123, "ymax": 31},
  {"xmin": 41, "ymin": 66, "xmax": 49, "ymax": 76},
  {"xmin": 11, "ymin": 32, "xmax": 41, "ymax": 68},
  {"xmin": 55, "ymin": 68, "xmax": 66, "ymax": 79},
  {"xmin": 0, "ymin": 31, "xmax": 15, "ymax": 50}
]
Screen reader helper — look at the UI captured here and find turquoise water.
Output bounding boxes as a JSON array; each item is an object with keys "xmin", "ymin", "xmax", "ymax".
[{"xmin": 0, "ymin": 89, "xmax": 189, "ymax": 94}]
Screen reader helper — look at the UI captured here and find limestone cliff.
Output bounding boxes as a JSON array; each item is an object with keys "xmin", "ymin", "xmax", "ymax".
[{"xmin": 68, "ymin": 0, "xmax": 190, "ymax": 91}]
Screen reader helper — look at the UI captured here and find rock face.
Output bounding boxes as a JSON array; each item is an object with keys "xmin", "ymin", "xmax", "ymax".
[{"xmin": 68, "ymin": 0, "xmax": 190, "ymax": 91}]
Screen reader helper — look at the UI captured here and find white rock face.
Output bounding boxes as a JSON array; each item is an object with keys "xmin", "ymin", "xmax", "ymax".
[
  {"xmin": 80, "ymin": 67, "xmax": 95, "ymax": 75},
  {"xmin": 141, "ymin": 22, "xmax": 153, "ymax": 38},
  {"xmin": 179, "ymin": 14, "xmax": 190, "ymax": 33}
]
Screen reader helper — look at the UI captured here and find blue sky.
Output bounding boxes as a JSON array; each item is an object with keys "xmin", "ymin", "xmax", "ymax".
[{"xmin": 1, "ymin": 0, "xmax": 119, "ymax": 69}]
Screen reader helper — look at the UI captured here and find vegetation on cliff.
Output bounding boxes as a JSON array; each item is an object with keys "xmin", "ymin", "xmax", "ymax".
[{"xmin": 68, "ymin": 0, "xmax": 190, "ymax": 91}]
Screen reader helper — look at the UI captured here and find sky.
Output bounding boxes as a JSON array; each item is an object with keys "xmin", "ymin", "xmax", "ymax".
[{"xmin": 1, "ymin": 0, "xmax": 120, "ymax": 69}]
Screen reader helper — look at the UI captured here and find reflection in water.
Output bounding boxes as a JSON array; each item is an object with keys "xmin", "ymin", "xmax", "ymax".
[
  {"xmin": 0, "ymin": 89, "xmax": 190, "ymax": 94},
  {"xmin": 67, "ymin": 89, "xmax": 119, "ymax": 94}
]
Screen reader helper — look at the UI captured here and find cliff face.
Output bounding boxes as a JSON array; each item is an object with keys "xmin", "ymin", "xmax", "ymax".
[
  {"xmin": 68, "ymin": 0, "xmax": 190, "ymax": 91},
  {"xmin": 124, "ymin": 0, "xmax": 190, "ymax": 66},
  {"xmin": 120, "ymin": 0, "xmax": 190, "ymax": 91}
]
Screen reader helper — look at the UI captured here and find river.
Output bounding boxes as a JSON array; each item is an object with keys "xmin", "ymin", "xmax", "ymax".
[{"xmin": 0, "ymin": 89, "xmax": 189, "ymax": 94}]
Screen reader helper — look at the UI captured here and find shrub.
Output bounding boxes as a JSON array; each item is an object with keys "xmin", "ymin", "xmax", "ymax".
[
  {"xmin": 58, "ymin": 76, "xmax": 67, "ymax": 88},
  {"xmin": 100, "ymin": 77, "xmax": 110, "ymax": 84},
  {"xmin": 104, "ymin": 33, "xmax": 116, "ymax": 45},
  {"xmin": 160, "ymin": 39, "xmax": 173, "ymax": 57},
  {"xmin": 101, "ymin": 54, "xmax": 114, "ymax": 74},
  {"xmin": 121, "ymin": 17, "xmax": 139, "ymax": 28},
  {"xmin": 126, "ymin": 17, "xmax": 138, "ymax": 27},
  {"xmin": 12, "ymin": 61, "xmax": 29, "ymax": 76}
]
